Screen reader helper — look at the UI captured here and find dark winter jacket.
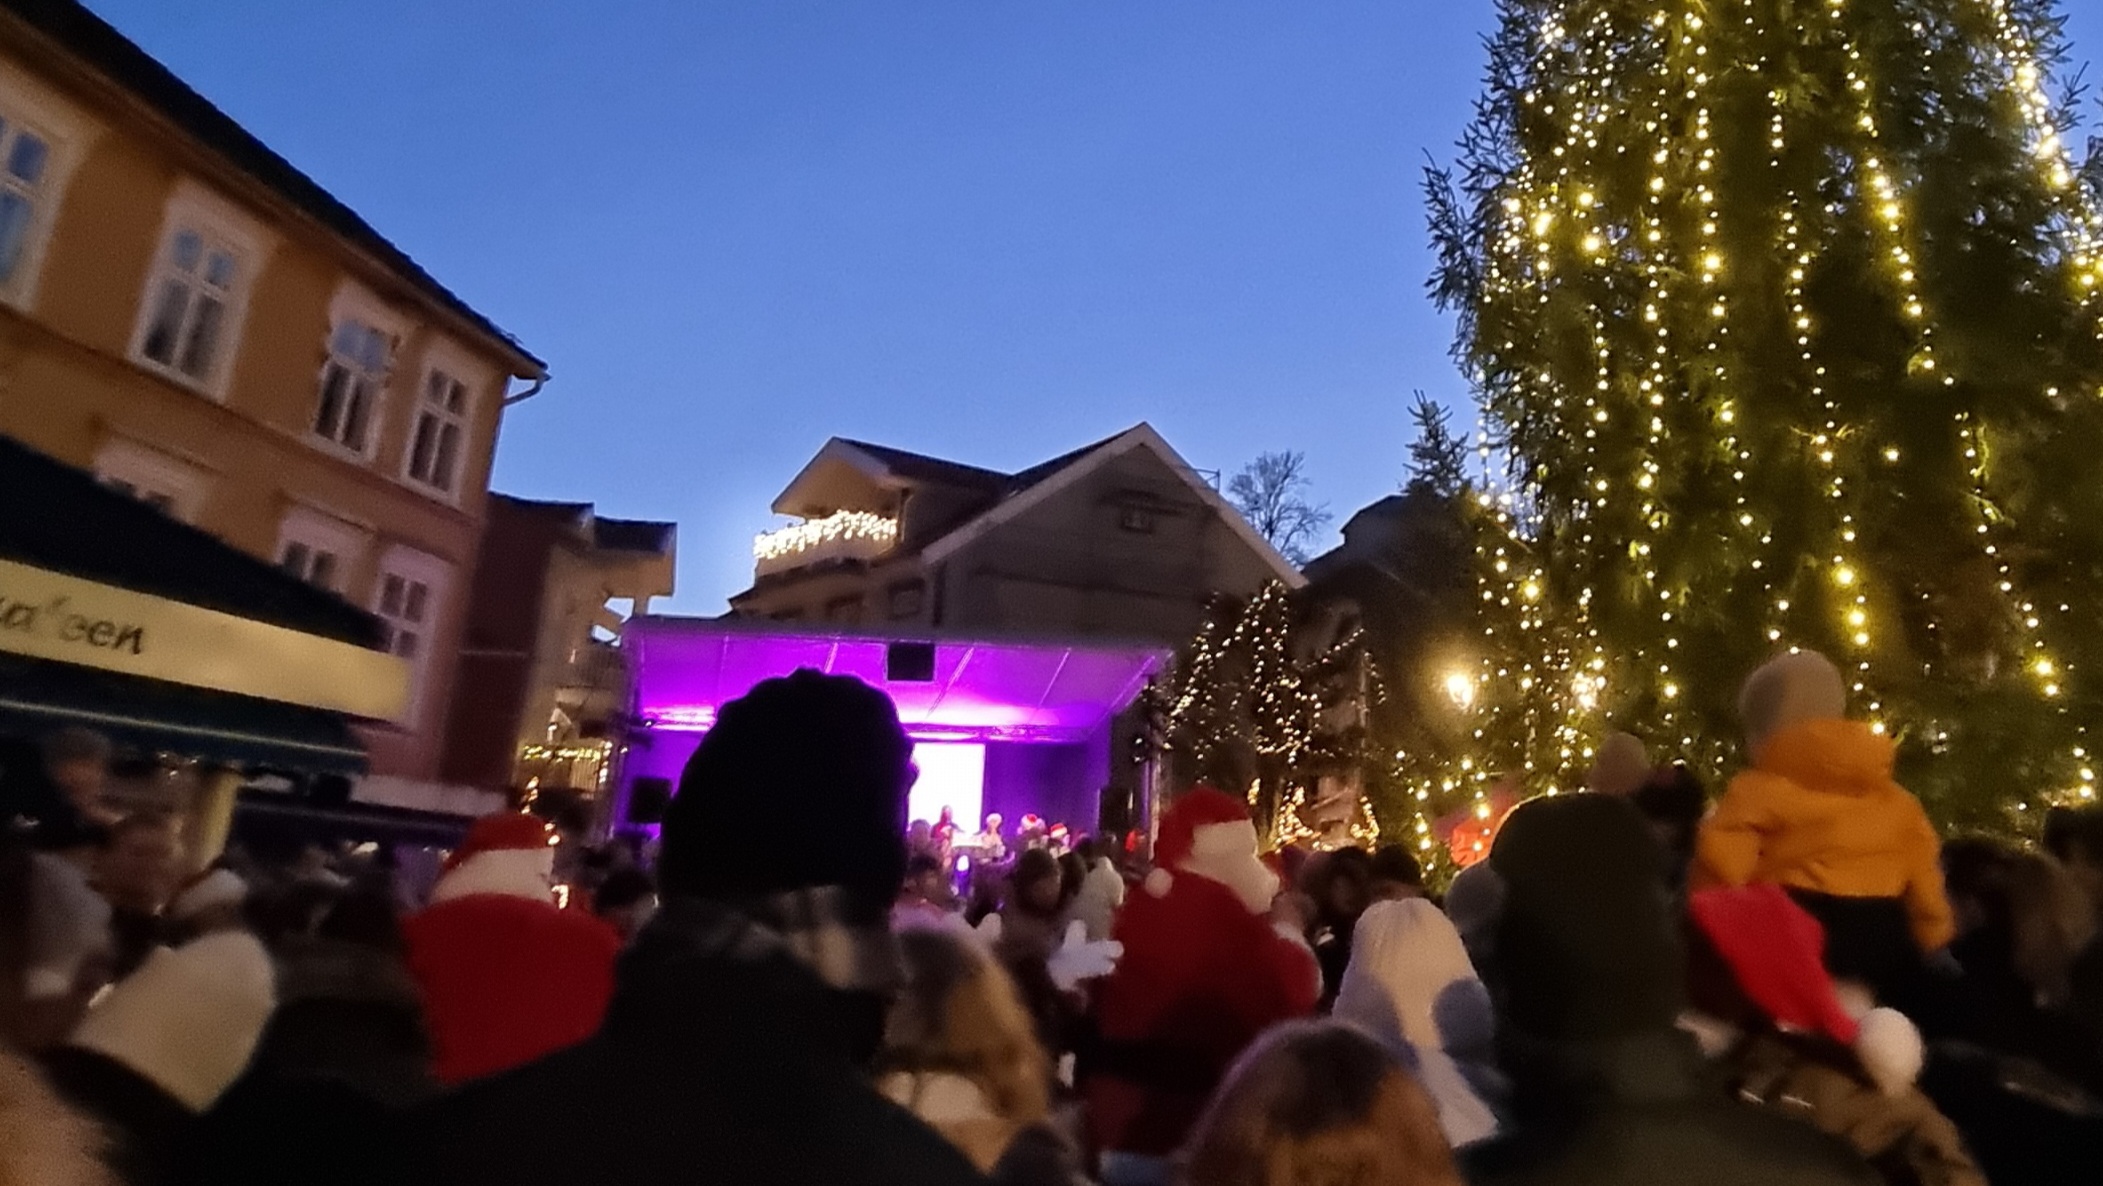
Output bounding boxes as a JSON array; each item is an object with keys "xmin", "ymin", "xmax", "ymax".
[
  {"xmin": 1463, "ymin": 1029, "xmax": 1881, "ymax": 1186},
  {"xmin": 411, "ymin": 898, "xmax": 985, "ymax": 1186},
  {"xmin": 173, "ymin": 937, "xmax": 437, "ymax": 1186}
]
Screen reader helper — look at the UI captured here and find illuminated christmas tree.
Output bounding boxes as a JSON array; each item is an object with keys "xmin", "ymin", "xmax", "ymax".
[
  {"xmin": 1422, "ymin": 0, "xmax": 2103, "ymax": 832},
  {"xmin": 1153, "ymin": 582, "xmax": 1370, "ymax": 846}
]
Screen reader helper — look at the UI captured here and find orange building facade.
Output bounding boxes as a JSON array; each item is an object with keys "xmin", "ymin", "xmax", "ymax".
[{"xmin": 0, "ymin": 1, "xmax": 545, "ymax": 800}]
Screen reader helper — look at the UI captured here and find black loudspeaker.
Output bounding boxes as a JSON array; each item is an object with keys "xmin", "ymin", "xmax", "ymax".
[
  {"xmin": 1098, "ymin": 785, "xmax": 1134, "ymax": 837},
  {"xmin": 625, "ymin": 777, "xmax": 672, "ymax": 825},
  {"xmin": 886, "ymin": 641, "xmax": 937, "ymax": 683}
]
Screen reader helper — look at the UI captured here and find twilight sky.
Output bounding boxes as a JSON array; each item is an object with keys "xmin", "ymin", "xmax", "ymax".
[{"xmin": 86, "ymin": 1, "xmax": 2102, "ymax": 613}]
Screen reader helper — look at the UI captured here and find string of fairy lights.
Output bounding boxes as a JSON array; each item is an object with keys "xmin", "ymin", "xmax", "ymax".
[{"xmin": 1383, "ymin": 0, "xmax": 2103, "ymax": 861}]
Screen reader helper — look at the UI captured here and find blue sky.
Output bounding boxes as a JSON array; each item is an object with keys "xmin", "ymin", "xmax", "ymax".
[{"xmin": 86, "ymin": 1, "xmax": 2102, "ymax": 613}]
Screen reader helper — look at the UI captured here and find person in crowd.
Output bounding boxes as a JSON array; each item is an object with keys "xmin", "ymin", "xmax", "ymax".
[
  {"xmin": 878, "ymin": 926, "xmax": 1088, "ymax": 1185},
  {"xmin": 416, "ymin": 669, "xmax": 983, "ymax": 1185},
  {"xmin": 1057, "ymin": 850, "xmax": 1090, "ymax": 915},
  {"xmin": 175, "ymin": 883, "xmax": 436, "ymax": 1186},
  {"xmin": 896, "ymin": 852, "xmax": 960, "ymax": 929},
  {"xmin": 1084, "ymin": 787, "xmax": 1319, "ymax": 1186},
  {"xmin": 97, "ymin": 815, "xmax": 182, "ymax": 981},
  {"xmin": 42, "ymin": 728, "xmax": 120, "ymax": 829},
  {"xmin": 0, "ymin": 1047, "xmax": 117, "ymax": 1186},
  {"xmin": 401, "ymin": 813, "xmax": 621, "ymax": 1086},
  {"xmin": 1937, "ymin": 839, "xmax": 2103, "ymax": 1094},
  {"xmin": 1631, "ymin": 761, "xmax": 1708, "ymax": 900},
  {"xmin": 2042, "ymin": 804, "xmax": 2103, "ymax": 1041},
  {"xmin": 1442, "ymin": 858, "xmax": 1506, "ymax": 986},
  {"xmin": 1366, "ymin": 845, "xmax": 1428, "ymax": 903},
  {"xmin": 16, "ymin": 818, "xmax": 114, "ymax": 1050},
  {"xmin": 908, "ymin": 818, "xmax": 939, "ymax": 862},
  {"xmin": 1332, "ymin": 898, "xmax": 1507, "ymax": 1149},
  {"xmin": 1462, "ymin": 793, "xmax": 1877, "ymax": 1186},
  {"xmin": 1178, "ymin": 1018, "xmax": 1463, "ymax": 1186},
  {"xmin": 1069, "ymin": 835, "xmax": 1127, "ymax": 943},
  {"xmin": 590, "ymin": 867, "xmax": 658, "ymax": 944},
  {"xmin": 43, "ymin": 931, "xmax": 276, "ymax": 1186},
  {"xmin": 1584, "ymin": 730, "xmax": 1652, "ymax": 797},
  {"xmin": 1683, "ymin": 883, "xmax": 1983, "ymax": 1186},
  {"xmin": 1693, "ymin": 650, "xmax": 1954, "ymax": 1017},
  {"xmin": 1302, "ymin": 846, "xmax": 1374, "ymax": 1006},
  {"xmin": 991, "ymin": 847, "xmax": 1081, "ymax": 1057}
]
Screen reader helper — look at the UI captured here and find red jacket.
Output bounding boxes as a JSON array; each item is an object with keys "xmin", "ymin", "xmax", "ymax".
[
  {"xmin": 403, "ymin": 894, "xmax": 621, "ymax": 1085},
  {"xmin": 1084, "ymin": 872, "xmax": 1318, "ymax": 1155}
]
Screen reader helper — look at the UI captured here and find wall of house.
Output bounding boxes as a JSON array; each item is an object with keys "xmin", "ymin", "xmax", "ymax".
[
  {"xmin": 938, "ymin": 446, "xmax": 1282, "ymax": 644},
  {"xmin": 0, "ymin": 44, "xmax": 522, "ymax": 785}
]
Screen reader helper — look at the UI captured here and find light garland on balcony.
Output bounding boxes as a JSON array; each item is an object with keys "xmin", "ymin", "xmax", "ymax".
[{"xmin": 752, "ymin": 510, "xmax": 900, "ymax": 563}]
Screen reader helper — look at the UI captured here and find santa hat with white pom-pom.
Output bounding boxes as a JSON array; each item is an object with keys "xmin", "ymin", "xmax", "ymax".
[
  {"xmin": 1142, "ymin": 787, "xmax": 1279, "ymax": 915},
  {"xmin": 1690, "ymin": 883, "xmax": 1924, "ymax": 1096}
]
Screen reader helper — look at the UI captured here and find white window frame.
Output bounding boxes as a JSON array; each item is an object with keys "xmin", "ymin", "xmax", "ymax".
[
  {"xmin": 398, "ymin": 337, "xmax": 491, "ymax": 502},
  {"xmin": 126, "ymin": 180, "xmax": 273, "ymax": 400},
  {"xmin": 273, "ymin": 504, "xmax": 370, "ymax": 595},
  {"xmin": 91, "ymin": 437, "xmax": 211, "ymax": 524},
  {"xmin": 309, "ymin": 282, "xmax": 409, "ymax": 463},
  {"xmin": 372, "ymin": 544, "xmax": 452, "ymax": 732},
  {"xmin": 0, "ymin": 64, "xmax": 100, "ymax": 312}
]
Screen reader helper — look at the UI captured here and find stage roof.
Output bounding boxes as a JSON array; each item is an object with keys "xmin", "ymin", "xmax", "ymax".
[{"xmin": 625, "ymin": 618, "xmax": 1170, "ymax": 744}]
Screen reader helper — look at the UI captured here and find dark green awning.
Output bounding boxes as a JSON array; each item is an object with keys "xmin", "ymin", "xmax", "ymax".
[{"xmin": 0, "ymin": 654, "xmax": 365, "ymax": 775}]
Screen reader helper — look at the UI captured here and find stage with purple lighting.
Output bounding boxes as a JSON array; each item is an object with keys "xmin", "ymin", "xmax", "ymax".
[{"xmin": 618, "ymin": 618, "xmax": 1171, "ymax": 842}]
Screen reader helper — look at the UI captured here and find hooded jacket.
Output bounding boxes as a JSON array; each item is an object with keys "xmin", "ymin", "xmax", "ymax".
[
  {"xmin": 1333, "ymin": 898, "xmax": 1507, "ymax": 1148},
  {"xmin": 1694, "ymin": 719, "xmax": 1954, "ymax": 953}
]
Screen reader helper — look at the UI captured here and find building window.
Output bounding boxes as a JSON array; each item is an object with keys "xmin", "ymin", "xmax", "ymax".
[
  {"xmin": 376, "ymin": 570, "xmax": 431, "ymax": 661},
  {"xmin": 274, "ymin": 506, "xmax": 367, "ymax": 594},
  {"xmin": 373, "ymin": 546, "xmax": 451, "ymax": 729},
  {"xmin": 0, "ymin": 118, "xmax": 49, "ymax": 287},
  {"xmin": 824, "ymin": 595, "xmax": 864, "ymax": 624},
  {"xmin": 313, "ymin": 319, "xmax": 393, "ymax": 453},
  {"xmin": 136, "ymin": 227, "xmax": 242, "ymax": 386},
  {"xmin": 1118, "ymin": 506, "xmax": 1157, "ymax": 534},
  {"xmin": 278, "ymin": 540, "xmax": 341, "ymax": 589},
  {"xmin": 404, "ymin": 369, "xmax": 470, "ymax": 493},
  {"xmin": 887, "ymin": 581, "xmax": 925, "ymax": 620},
  {"xmin": 93, "ymin": 438, "xmax": 208, "ymax": 523}
]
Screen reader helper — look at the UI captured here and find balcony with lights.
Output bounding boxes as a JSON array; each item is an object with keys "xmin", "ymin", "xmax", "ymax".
[{"xmin": 752, "ymin": 510, "xmax": 900, "ymax": 578}]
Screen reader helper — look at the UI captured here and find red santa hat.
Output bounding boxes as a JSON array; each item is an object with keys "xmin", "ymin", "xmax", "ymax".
[
  {"xmin": 1689, "ymin": 883, "xmax": 1924, "ymax": 1095},
  {"xmin": 433, "ymin": 812, "xmax": 557, "ymax": 905},
  {"xmin": 1143, "ymin": 787, "xmax": 1279, "ymax": 915}
]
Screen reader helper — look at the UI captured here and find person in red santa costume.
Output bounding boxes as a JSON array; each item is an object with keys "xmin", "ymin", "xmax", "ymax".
[
  {"xmin": 1082, "ymin": 787, "xmax": 1319, "ymax": 1182},
  {"xmin": 402, "ymin": 812, "xmax": 622, "ymax": 1085}
]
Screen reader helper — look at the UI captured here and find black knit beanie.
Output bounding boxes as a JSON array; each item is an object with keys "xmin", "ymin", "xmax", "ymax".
[
  {"xmin": 1488, "ymin": 793, "xmax": 1684, "ymax": 1041},
  {"xmin": 658, "ymin": 669, "xmax": 913, "ymax": 904}
]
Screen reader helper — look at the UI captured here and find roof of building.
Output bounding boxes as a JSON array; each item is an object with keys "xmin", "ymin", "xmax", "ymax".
[
  {"xmin": 593, "ymin": 517, "xmax": 677, "ymax": 555},
  {"xmin": 490, "ymin": 494, "xmax": 676, "ymax": 556},
  {"xmin": 742, "ymin": 424, "xmax": 1304, "ymax": 599},
  {"xmin": 833, "ymin": 439, "xmax": 1012, "ymax": 492},
  {"xmin": 1, "ymin": 0, "xmax": 544, "ymax": 375}
]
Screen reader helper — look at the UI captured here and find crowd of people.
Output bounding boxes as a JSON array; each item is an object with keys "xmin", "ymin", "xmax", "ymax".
[{"xmin": 3, "ymin": 648, "xmax": 2103, "ymax": 1184}]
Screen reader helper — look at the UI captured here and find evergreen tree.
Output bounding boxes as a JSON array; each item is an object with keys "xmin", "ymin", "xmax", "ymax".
[
  {"xmin": 1406, "ymin": 392, "xmax": 1473, "ymax": 499},
  {"xmin": 1423, "ymin": 0, "xmax": 2103, "ymax": 831}
]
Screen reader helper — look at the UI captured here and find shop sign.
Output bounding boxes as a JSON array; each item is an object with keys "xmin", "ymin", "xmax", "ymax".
[{"xmin": 0, "ymin": 558, "xmax": 409, "ymax": 720}]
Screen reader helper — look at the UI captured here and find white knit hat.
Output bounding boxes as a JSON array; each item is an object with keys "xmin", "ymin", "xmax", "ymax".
[
  {"xmin": 69, "ymin": 932, "xmax": 275, "ymax": 1112},
  {"xmin": 1585, "ymin": 732, "xmax": 1652, "ymax": 796},
  {"xmin": 1739, "ymin": 650, "xmax": 1847, "ymax": 758}
]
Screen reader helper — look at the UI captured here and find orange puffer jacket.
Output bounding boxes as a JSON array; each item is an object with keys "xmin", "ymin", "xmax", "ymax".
[{"xmin": 1693, "ymin": 719, "xmax": 1954, "ymax": 953}]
